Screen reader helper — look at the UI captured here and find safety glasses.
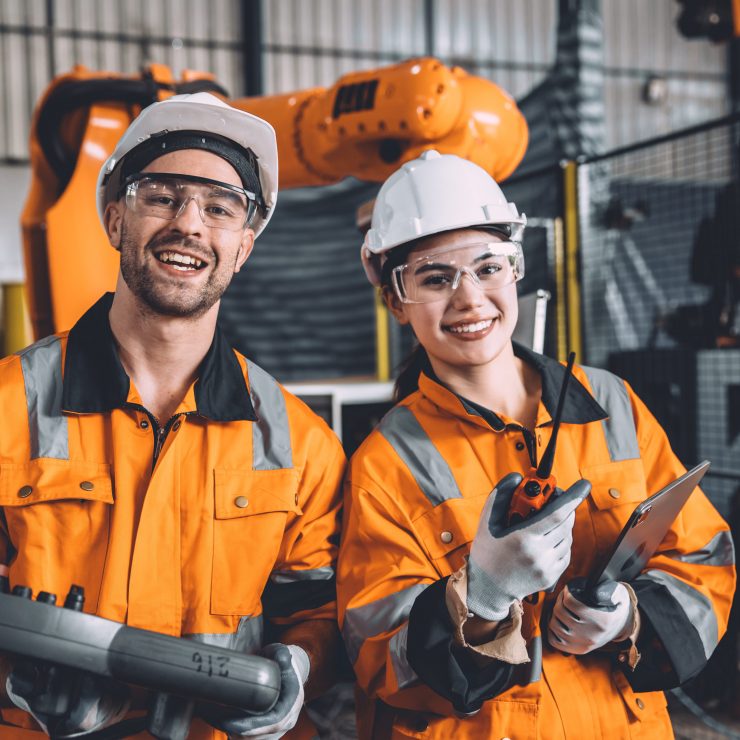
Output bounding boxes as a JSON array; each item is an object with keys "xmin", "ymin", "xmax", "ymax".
[
  {"xmin": 392, "ymin": 241, "xmax": 525, "ymax": 304},
  {"xmin": 123, "ymin": 172, "xmax": 257, "ymax": 231}
]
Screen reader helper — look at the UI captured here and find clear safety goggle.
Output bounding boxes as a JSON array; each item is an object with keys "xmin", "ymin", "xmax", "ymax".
[
  {"xmin": 392, "ymin": 241, "xmax": 525, "ymax": 304},
  {"xmin": 123, "ymin": 172, "xmax": 257, "ymax": 231}
]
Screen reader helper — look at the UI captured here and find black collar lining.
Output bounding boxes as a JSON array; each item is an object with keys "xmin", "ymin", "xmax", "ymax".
[
  {"xmin": 429, "ymin": 341, "xmax": 607, "ymax": 430},
  {"xmin": 62, "ymin": 293, "xmax": 256, "ymax": 422}
]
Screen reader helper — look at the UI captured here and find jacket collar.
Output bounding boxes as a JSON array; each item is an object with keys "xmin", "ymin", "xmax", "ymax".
[
  {"xmin": 62, "ymin": 293, "xmax": 257, "ymax": 422},
  {"xmin": 418, "ymin": 341, "xmax": 607, "ymax": 430}
]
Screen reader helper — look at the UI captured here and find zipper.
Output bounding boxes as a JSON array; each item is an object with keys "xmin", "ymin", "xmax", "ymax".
[
  {"xmin": 125, "ymin": 404, "xmax": 196, "ymax": 471},
  {"xmin": 154, "ymin": 424, "xmax": 167, "ymax": 463}
]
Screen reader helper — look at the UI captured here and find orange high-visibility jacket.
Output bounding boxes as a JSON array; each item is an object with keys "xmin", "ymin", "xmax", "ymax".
[
  {"xmin": 337, "ymin": 343, "xmax": 735, "ymax": 740},
  {"xmin": 0, "ymin": 293, "xmax": 346, "ymax": 739}
]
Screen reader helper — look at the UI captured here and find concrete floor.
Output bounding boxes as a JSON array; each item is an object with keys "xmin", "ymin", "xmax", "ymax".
[{"xmin": 671, "ymin": 709, "xmax": 740, "ymax": 740}]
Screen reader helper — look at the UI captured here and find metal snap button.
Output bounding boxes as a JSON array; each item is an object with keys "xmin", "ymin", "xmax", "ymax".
[
  {"xmin": 172, "ymin": 420, "xmax": 181, "ymax": 431},
  {"xmin": 80, "ymin": 481, "xmax": 95, "ymax": 492},
  {"xmin": 440, "ymin": 531, "xmax": 453, "ymax": 544},
  {"xmin": 234, "ymin": 496, "xmax": 249, "ymax": 509},
  {"xmin": 636, "ymin": 698, "xmax": 645, "ymax": 710},
  {"xmin": 140, "ymin": 419, "xmax": 149, "ymax": 430},
  {"xmin": 608, "ymin": 488, "xmax": 621, "ymax": 499},
  {"xmin": 18, "ymin": 486, "xmax": 33, "ymax": 498},
  {"xmin": 515, "ymin": 441, "xmax": 525, "ymax": 451}
]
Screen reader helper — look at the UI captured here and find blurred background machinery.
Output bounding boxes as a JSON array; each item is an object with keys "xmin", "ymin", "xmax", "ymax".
[{"xmin": 1, "ymin": 0, "xmax": 740, "ymax": 736}]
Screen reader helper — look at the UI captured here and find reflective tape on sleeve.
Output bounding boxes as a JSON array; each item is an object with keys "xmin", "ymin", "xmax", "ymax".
[
  {"xmin": 389, "ymin": 622, "xmax": 419, "ymax": 690},
  {"xmin": 379, "ymin": 406, "xmax": 462, "ymax": 506},
  {"xmin": 270, "ymin": 566, "xmax": 335, "ymax": 584},
  {"xmin": 636, "ymin": 569, "xmax": 718, "ymax": 659},
  {"xmin": 665, "ymin": 530, "xmax": 735, "ymax": 568},
  {"xmin": 186, "ymin": 614, "xmax": 263, "ymax": 653},
  {"xmin": 342, "ymin": 583, "xmax": 428, "ymax": 666},
  {"xmin": 581, "ymin": 365, "xmax": 639, "ymax": 462},
  {"xmin": 246, "ymin": 360, "xmax": 293, "ymax": 470},
  {"xmin": 18, "ymin": 336, "xmax": 69, "ymax": 461}
]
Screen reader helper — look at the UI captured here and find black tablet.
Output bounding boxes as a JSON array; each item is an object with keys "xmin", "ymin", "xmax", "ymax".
[{"xmin": 587, "ymin": 460, "xmax": 710, "ymax": 589}]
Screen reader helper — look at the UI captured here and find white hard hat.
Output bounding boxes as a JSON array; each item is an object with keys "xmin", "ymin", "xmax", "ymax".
[
  {"xmin": 361, "ymin": 150, "xmax": 526, "ymax": 286},
  {"xmin": 97, "ymin": 92, "xmax": 278, "ymax": 237}
]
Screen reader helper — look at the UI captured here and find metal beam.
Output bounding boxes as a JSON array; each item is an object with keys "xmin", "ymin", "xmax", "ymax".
[{"xmin": 241, "ymin": 0, "xmax": 263, "ymax": 96}]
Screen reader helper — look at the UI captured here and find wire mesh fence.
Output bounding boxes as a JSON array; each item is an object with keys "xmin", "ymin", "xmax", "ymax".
[
  {"xmin": 578, "ymin": 114, "xmax": 740, "ymax": 508},
  {"xmin": 577, "ymin": 114, "xmax": 740, "ymax": 726}
]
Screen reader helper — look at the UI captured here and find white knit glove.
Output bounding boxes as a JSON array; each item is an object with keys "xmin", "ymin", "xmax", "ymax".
[
  {"xmin": 467, "ymin": 472, "xmax": 591, "ymax": 621},
  {"xmin": 548, "ymin": 579, "xmax": 634, "ymax": 655}
]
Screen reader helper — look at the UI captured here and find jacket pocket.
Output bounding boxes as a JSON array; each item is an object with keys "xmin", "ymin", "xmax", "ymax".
[
  {"xmin": 413, "ymin": 494, "xmax": 488, "ymax": 576},
  {"xmin": 613, "ymin": 671, "xmax": 671, "ymax": 739},
  {"xmin": 0, "ymin": 459, "xmax": 114, "ymax": 606},
  {"xmin": 211, "ymin": 467, "xmax": 300, "ymax": 615},
  {"xmin": 579, "ymin": 459, "xmax": 649, "ymax": 566},
  {"xmin": 0, "ymin": 459, "xmax": 113, "ymax": 506}
]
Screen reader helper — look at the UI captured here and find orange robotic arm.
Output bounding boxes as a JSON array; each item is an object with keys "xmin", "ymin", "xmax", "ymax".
[
  {"xmin": 22, "ymin": 58, "xmax": 528, "ymax": 339},
  {"xmin": 234, "ymin": 57, "xmax": 528, "ymax": 187}
]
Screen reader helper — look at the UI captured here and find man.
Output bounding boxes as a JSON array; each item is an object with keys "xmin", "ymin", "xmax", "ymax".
[{"xmin": 0, "ymin": 93, "xmax": 346, "ymax": 739}]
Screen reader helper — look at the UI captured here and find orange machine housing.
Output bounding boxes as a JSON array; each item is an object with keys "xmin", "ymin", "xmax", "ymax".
[{"xmin": 22, "ymin": 58, "xmax": 528, "ymax": 339}]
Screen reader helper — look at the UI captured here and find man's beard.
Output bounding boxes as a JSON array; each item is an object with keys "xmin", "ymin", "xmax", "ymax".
[{"xmin": 119, "ymin": 225, "xmax": 233, "ymax": 319}]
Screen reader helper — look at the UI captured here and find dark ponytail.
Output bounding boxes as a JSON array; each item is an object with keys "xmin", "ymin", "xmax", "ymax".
[
  {"xmin": 393, "ymin": 343, "xmax": 430, "ymax": 402},
  {"xmin": 379, "ymin": 239, "xmax": 432, "ymax": 403}
]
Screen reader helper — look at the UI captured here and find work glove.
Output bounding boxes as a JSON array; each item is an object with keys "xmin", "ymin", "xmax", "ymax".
[
  {"xmin": 200, "ymin": 643, "xmax": 309, "ymax": 739},
  {"xmin": 467, "ymin": 472, "xmax": 591, "ymax": 622},
  {"xmin": 547, "ymin": 577, "xmax": 634, "ymax": 655},
  {"xmin": 6, "ymin": 662, "xmax": 129, "ymax": 737}
]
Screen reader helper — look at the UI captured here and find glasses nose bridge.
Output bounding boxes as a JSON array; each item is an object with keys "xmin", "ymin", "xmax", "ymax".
[
  {"xmin": 451, "ymin": 265, "xmax": 481, "ymax": 292},
  {"xmin": 173, "ymin": 193, "xmax": 206, "ymax": 224}
]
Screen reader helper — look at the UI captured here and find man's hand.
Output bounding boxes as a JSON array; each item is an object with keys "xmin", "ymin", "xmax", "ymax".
[
  {"xmin": 466, "ymin": 473, "xmax": 591, "ymax": 622},
  {"xmin": 6, "ymin": 662, "xmax": 129, "ymax": 736},
  {"xmin": 200, "ymin": 643, "xmax": 309, "ymax": 739},
  {"xmin": 547, "ymin": 579, "xmax": 633, "ymax": 655}
]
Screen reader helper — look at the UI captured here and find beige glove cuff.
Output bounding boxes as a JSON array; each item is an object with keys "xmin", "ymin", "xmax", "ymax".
[
  {"xmin": 614, "ymin": 582, "xmax": 642, "ymax": 670},
  {"xmin": 446, "ymin": 564, "xmax": 529, "ymax": 664}
]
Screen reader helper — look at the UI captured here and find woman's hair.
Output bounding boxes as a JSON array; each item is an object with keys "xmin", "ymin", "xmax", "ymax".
[
  {"xmin": 379, "ymin": 239, "xmax": 431, "ymax": 402},
  {"xmin": 392, "ymin": 344, "xmax": 430, "ymax": 402}
]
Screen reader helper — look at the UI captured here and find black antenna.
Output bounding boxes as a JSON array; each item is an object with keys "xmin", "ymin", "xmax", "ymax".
[{"xmin": 535, "ymin": 351, "xmax": 576, "ymax": 479}]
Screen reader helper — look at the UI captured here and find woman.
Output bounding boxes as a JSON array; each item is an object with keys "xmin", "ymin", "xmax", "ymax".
[{"xmin": 337, "ymin": 150, "xmax": 735, "ymax": 739}]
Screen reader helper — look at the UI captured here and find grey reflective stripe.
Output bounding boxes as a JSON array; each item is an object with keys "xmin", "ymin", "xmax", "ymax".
[
  {"xmin": 186, "ymin": 615, "xmax": 263, "ymax": 653},
  {"xmin": 581, "ymin": 365, "xmax": 639, "ymax": 462},
  {"xmin": 246, "ymin": 360, "xmax": 293, "ymax": 470},
  {"xmin": 18, "ymin": 336, "xmax": 69, "ymax": 461},
  {"xmin": 527, "ymin": 635, "xmax": 542, "ymax": 684},
  {"xmin": 379, "ymin": 406, "xmax": 462, "ymax": 506},
  {"xmin": 270, "ymin": 566, "xmax": 335, "ymax": 584},
  {"xmin": 665, "ymin": 530, "xmax": 735, "ymax": 568},
  {"xmin": 389, "ymin": 623, "xmax": 418, "ymax": 690},
  {"xmin": 637, "ymin": 569, "xmax": 718, "ymax": 658},
  {"xmin": 342, "ymin": 583, "xmax": 427, "ymax": 666}
]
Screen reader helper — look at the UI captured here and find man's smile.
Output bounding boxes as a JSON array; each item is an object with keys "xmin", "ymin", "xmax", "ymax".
[{"xmin": 154, "ymin": 250, "xmax": 207, "ymax": 271}]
